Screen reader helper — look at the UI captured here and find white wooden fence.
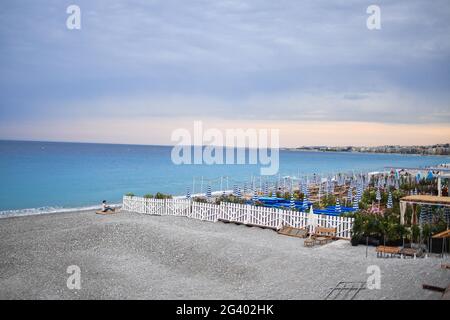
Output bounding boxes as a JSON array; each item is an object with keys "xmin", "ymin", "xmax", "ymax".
[{"xmin": 122, "ymin": 196, "xmax": 354, "ymax": 239}]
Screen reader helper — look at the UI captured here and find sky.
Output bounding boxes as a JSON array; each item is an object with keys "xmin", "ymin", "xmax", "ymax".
[{"xmin": 0, "ymin": 0, "xmax": 449, "ymax": 147}]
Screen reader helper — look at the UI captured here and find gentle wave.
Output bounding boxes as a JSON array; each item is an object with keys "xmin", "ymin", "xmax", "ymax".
[{"xmin": 0, "ymin": 204, "xmax": 121, "ymax": 219}]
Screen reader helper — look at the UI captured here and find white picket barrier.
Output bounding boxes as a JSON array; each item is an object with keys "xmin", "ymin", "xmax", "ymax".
[
  {"xmin": 279, "ymin": 210, "xmax": 309, "ymax": 229},
  {"xmin": 189, "ymin": 202, "xmax": 220, "ymax": 222},
  {"xmin": 122, "ymin": 196, "xmax": 354, "ymax": 239},
  {"xmin": 166, "ymin": 198, "xmax": 191, "ymax": 216}
]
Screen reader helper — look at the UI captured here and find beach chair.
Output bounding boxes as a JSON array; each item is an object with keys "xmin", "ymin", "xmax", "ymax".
[
  {"xmin": 376, "ymin": 245, "xmax": 400, "ymax": 258},
  {"xmin": 399, "ymin": 247, "xmax": 420, "ymax": 259},
  {"xmin": 312, "ymin": 227, "xmax": 337, "ymax": 245},
  {"xmin": 304, "ymin": 238, "xmax": 315, "ymax": 247},
  {"xmin": 277, "ymin": 226, "xmax": 308, "ymax": 239}
]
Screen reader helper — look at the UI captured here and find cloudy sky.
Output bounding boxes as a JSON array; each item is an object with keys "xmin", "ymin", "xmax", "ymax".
[{"xmin": 0, "ymin": 0, "xmax": 449, "ymax": 146}]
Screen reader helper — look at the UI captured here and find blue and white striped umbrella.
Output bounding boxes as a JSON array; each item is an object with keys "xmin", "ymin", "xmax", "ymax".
[
  {"xmin": 353, "ymin": 188, "xmax": 360, "ymax": 210},
  {"xmin": 356, "ymin": 185, "xmax": 362, "ymax": 200},
  {"xmin": 252, "ymin": 189, "xmax": 258, "ymax": 203},
  {"xmin": 236, "ymin": 186, "xmax": 242, "ymax": 198},
  {"xmin": 387, "ymin": 191, "xmax": 393, "ymax": 209},
  {"xmin": 419, "ymin": 205, "xmax": 431, "ymax": 225},
  {"xmin": 290, "ymin": 194, "xmax": 296, "ymax": 210},
  {"xmin": 302, "ymin": 194, "xmax": 309, "ymax": 211},
  {"xmin": 352, "ymin": 198, "xmax": 359, "ymax": 210},
  {"xmin": 427, "ymin": 206, "xmax": 433, "ymax": 224},
  {"xmin": 444, "ymin": 207, "xmax": 450, "ymax": 226},
  {"xmin": 347, "ymin": 187, "xmax": 353, "ymax": 204},
  {"xmin": 414, "ymin": 188, "xmax": 418, "ymax": 195},
  {"xmin": 272, "ymin": 187, "xmax": 277, "ymax": 198},
  {"xmin": 419, "ymin": 206, "xmax": 426, "ymax": 225},
  {"xmin": 264, "ymin": 182, "xmax": 269, "ymax": 196},
  {"xmin": 186, "ymin": 187, "xmax": 191, "ymax": 199},
  {"xmin": 302, "ymin": 182, "xmax": 308, "ymax": 197},
  {"xmin": 206, "ymin": 185, "xmax": 212, "ymax": 199},
  {"xmin": 335, "ymin": 198, "xmax": 341, "ymax": 212}
]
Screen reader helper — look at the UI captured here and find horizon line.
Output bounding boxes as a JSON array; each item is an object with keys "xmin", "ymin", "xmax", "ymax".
[{"xmin": 0, "ymin": 138, "xmax": 449, "ymax": 150}]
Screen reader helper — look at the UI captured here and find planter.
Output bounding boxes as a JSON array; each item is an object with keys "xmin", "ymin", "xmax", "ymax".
[{"xmin": 351, "ymin": 236, "xmax": 361, "ymax": 246}]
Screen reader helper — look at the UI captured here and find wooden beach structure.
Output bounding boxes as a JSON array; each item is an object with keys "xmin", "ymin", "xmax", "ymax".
[{"xmin": 399, "ymin": 195, "xmax": 450, "ymax": 225}]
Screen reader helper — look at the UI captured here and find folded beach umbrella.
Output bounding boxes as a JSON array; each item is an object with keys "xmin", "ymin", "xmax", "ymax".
[
  {"xmin": 394, "ymin": 179, "xmax": 400, "ymax": 190},
  {"xmin": 252, "ymin": 189, "xmax": 258, "ymax": 204},
  {"xmin": 352, "ymin": 198, "xmax": 359, "ymax": 210},
  {"xmin": 387, "ymin": 191, "xmax": 393, "ymax": 209},
  {"xmin": 376, "ymin": 188, "xmax": 381, "ymax": 202},
  {"xmin": 236, "ymin": 186, "xmax": 242, "ymax": 198},
  {"xmin": 414, "ymin": 188, "xmax": 418, "ymax": 195},
  {"xmin": 302, "ymin": 182, "xmax": 309, "ymax": 197},
  {"xmin": 290, "ymin": 194, "xmax": 296, "ymax": 210},
  {"xmin": 335, "ymin": 198, "xmax": 341, "ymax": 213},
  {"xmin": 206, "ymin": 185, "xmax": 212, "ymax": 199},
  {"xmin": 419, "ymin": 205, "xmax": 427, "ymax": 225},
  {"xmin": 186, "ymin": 187, "xmax": 191, "ymax": 199},
  {"xmin": 302, "ymin": 194, "xmax": 309, "ymax": 211},
  {"xmin": 232, "ymin": 184, "xmax": 236, "ymax": 195},
  {"xmin": 427, "ymin": 206, "xmax": 433, "ymax": 224},
  {"xmin": 347, "ymin": 187, "xmax": 353, "ymax": 204},
  {"xmin": 444, "ymin": 207, "xmax": 450, "ymax": 226}
]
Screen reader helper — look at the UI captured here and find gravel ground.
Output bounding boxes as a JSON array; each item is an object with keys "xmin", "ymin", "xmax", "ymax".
[{"xmin": 0, "ymin": 210, "xmax": 448, "ymax": 300}]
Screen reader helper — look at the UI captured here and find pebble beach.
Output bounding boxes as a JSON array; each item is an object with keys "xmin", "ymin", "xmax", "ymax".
[{"xmin": 0, "ymin": 210, "xmax": 448, "ymax": 300}]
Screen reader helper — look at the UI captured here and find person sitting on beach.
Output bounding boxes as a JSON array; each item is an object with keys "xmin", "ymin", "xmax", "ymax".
[{"xmin": 101, "ymin": 200, "xmax": 115, "ymax": 212}]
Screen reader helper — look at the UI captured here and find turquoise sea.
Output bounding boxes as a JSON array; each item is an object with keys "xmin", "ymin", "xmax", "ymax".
[{"xmin": 1, "ymin": 140, "xmax": 448, "ymax": 216}]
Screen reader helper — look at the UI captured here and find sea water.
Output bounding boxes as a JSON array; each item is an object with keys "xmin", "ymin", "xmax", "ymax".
[{"xmin": 1, "ymin": 140, "xmax": 448, "ymax": 216}]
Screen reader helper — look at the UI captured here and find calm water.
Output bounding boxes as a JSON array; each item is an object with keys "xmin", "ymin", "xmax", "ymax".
[{"xmin": 1, "ymin": 140, "xmax": 448, "ymax": 215}]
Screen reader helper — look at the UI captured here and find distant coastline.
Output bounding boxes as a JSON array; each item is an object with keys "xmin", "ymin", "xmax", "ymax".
[{"xmin": 282, "ymin": 143, "xmax": 450, "ymax": 156}]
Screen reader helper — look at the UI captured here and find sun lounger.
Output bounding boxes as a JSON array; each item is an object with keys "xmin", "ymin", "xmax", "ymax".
[
  {"xmin": 399, "ymin": 247, "xmax": 420, "ymax": 259},
  {"xmin": 376, "ymin": 245, "xmax": 400, "ymax": 258},
  {"xmin": 304, "ymin": 238, "xmax": 315, "ymax": 247},
  {"xmin": 312, "ymin": 226, "xmax": 337, "ymax": 243},
  {"xmin": 277, "ymin": 226, "xmax": 308, "ymax": 238}
]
